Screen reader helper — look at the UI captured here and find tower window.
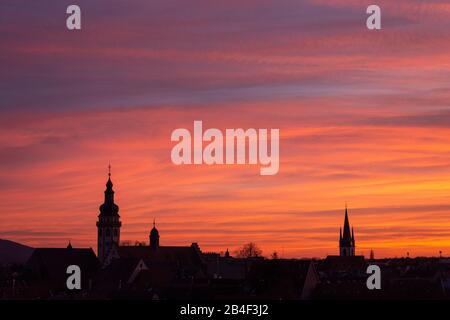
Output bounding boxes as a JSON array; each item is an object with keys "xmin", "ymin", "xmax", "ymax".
[{"xmin": 106, "ymin": 229, "xmax": 111, "ymax": 237}]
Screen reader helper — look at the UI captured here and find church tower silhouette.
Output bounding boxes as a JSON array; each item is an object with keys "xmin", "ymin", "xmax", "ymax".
[
  {"xmin": 339, "ymin": 205, "xmax": 355, "ymax": 256},
  {"xmin": 96, "ymin": 165, "xmax": 122, "ymax": 263},
  {"xmin": 149, "ymin": 219, "xmax": 160, "ymax": 250}
]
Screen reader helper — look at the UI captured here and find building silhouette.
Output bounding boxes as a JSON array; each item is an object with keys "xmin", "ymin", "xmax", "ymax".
[
  {"xmin": 21, "ymin": 242, "xmax": 99, "ymax": 297},
  {"xmin": 5, "ymin": 169, "xmax": 450, "ymax": 300},
  {"xmin": 339, "ymin": 205, "xmax": 355, "ymax": 257},
  {"xmin": 96, "ymin": 167, "xmax": 122, "ymax": 263},
  {"xmin": 150, "ymin": 219, "xmax": 160, "ymax": 250}
]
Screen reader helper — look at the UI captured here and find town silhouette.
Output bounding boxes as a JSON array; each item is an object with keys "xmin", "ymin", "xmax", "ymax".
[{"xmin": 1, "ymin": 171, "xmax": 450, "ymax": 300}]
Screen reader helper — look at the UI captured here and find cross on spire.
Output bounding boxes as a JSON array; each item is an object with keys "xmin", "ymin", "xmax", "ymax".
[{"xmin": 108, "ymin": 163, "xmax": 111, "ymax": 177}]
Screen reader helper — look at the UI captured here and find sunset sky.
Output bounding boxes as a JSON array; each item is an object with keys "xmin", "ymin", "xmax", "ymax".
[{"xmin": 1, "ymin": 0, "xmax": 450, "ymax": 258}]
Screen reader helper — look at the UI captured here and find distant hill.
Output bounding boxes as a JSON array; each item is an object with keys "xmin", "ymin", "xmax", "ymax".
[{"xmin": 0, "ymin": 239, "xmax": 34, "ymax": 265}]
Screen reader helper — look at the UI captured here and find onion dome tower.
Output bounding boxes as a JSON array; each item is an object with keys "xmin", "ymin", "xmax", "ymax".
[
  {"xmin": 96, "ymin": 165, "xmax": 122, "ymax": 263},
  {"xmin": 149, "ymin": 219, "xmax": 160, "ymax": 250}
]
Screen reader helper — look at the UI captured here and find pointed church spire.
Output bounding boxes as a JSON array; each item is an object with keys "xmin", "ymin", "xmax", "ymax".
[
  {"xmin": 343, "ymin": 204, "xmax": 351, "ymax": 240},
  {"xmin": 339, "ymin": 204, "xmax": 355, "ymax": 256}
]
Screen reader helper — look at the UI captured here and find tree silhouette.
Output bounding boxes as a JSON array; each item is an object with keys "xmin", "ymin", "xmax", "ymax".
[{"xmin": 235, "ymin": 242, "xmax": 262, "ymax": 258}]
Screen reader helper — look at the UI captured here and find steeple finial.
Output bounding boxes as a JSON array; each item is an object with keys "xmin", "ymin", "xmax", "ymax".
[
  {"xmin": 153, "ymin": 218, "xmax": 156, "ymax": 228},
  {"xmin": 108, "ymin": 163, "xmax": 111, "ymax": 177}
]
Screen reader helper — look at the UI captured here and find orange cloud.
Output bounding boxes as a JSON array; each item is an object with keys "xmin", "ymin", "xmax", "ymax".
[{"xmin": 1, "ymin": 103, "xmax": 450, "ymax": 258}]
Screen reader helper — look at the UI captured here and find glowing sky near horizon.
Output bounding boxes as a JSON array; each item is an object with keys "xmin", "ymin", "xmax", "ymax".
[{"xmin": 1, "ymin": 0, "xmax": 450, "ymax": 258}]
